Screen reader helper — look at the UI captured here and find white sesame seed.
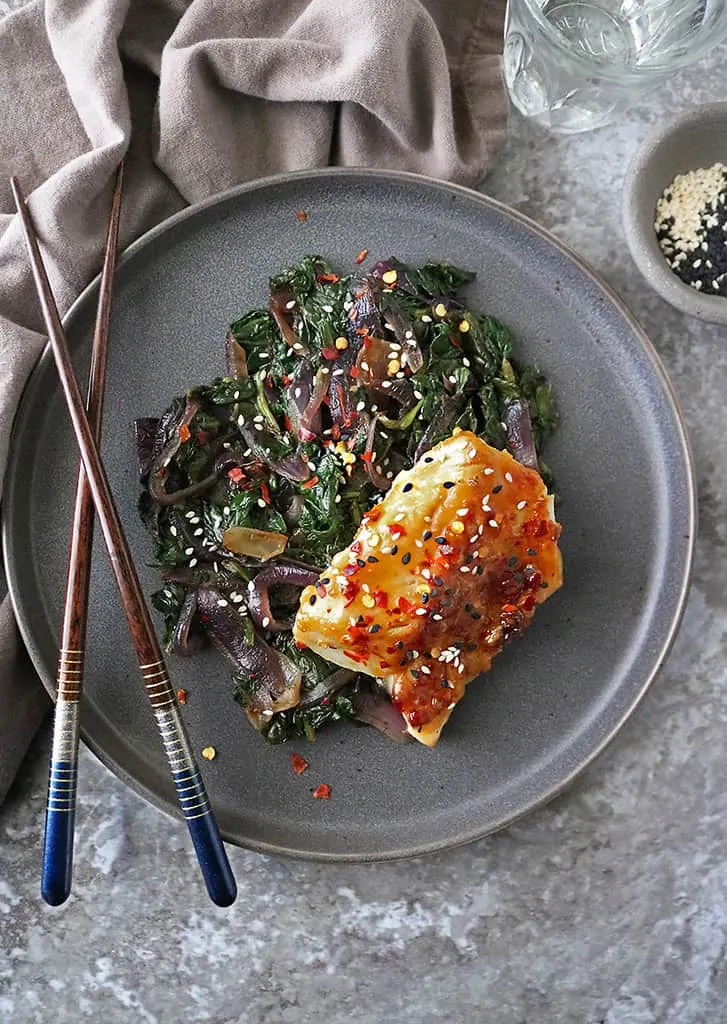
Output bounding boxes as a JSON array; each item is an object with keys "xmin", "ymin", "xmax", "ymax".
[
  {"xmin": 459, "ymin": 565, "xmax": 470, "ymax": 573},
  {"xmin": 184, "ymin": 547, "xmax": 194, "ymax": 555},
  {"xmin": 185, "ymin": 511, "xmax": 196, "ymax": 519},
  {"xmin": 322, "ymin": 304, "xmax": 334, "ymax": 314},
  {"xmin": 381, "ymin": 380, "xmax": 392, "ymax": 389},
  {"xmin": 517, "ymin": 500, "xmax": 527, "ymax": 510},
  {"xmin": 505, "ymin": 472, "xmax": 513, "ymax": 483},
  {"xmin": 415, "ymin": 607, "xmax": 427, "ymax": 616},
  {"xmin": 257, "ymin": 498, "xmax": 266, "ymax": 508},
  {"xmin": 421, "ymin": 314, "xmax": 432, "ymax": 323},
  {"xmin": 420, "ymin": 665, "xmax": 431, "ymax": 675},
  {"xmin": 356, "ymin": 401, "xmax": 366, "ymax": 412},
  {"xmin": 456, "ymin": 508, "xmax": 468, "ymax": 517},
  {"xmin": 484, "ymin": 467, "xmax": 494, "ymax": 475},
  {"xmin": 223, "ymin": 506, "xmax": 231, "ymax": 516},
  {"xmin": 217, "ymin": 599, "xmax": 228, "ymax": 607},
  {"xmin": 169, "ymin": 525, "xmax": 178, "ymax": 537},
  {"xmin": 262, "ymin": 616, "xmax": 270, "ymax": 628},
  {"xmin": 193, "ymin": 528, "xmax": 203, "ymax": 536},
  {"xmin": 189, "ymin": 558, "xmax": 198, "ymax": 567},
  {"xmin": 489, "ymin": 519, "xmax": 499, "ymax": 528}
]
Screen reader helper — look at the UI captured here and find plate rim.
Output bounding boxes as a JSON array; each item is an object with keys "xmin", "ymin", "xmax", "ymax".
[{"xmin": 2, "ymin": 167, "xmax": 697, "ymax": 861}]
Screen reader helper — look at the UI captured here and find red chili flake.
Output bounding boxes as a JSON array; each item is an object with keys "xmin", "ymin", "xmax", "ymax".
[
  {"xmin": 283, "ymin": 415, "xmax": 294, "ymax": 433},
  {"xmin": 227, "ymin": 467, "xmax": 244, "ymax": 483},
  {"xmin": 397, "ymin": 596, "xmax": 416, "ymax": 615},
  {"xmin": 450, "ymin": 335, "xmax": 461, "ymax": 349},
  {"xmin": 281, "ymin": 374, "xmax": 292, "ymax": 386},
  {"xmin": 316, "ymin": 272, "xmax": 340, "ymax": 284},
  {"xmin": 343, "ymin": 649, "xmax": 366, "ymax": 664},
  {"xmin": 290, "ymin": 752, "xmax": 309, "ymax": 775},
  {"xmin": 299, "ymin": 427, "xmax": 316, "ymax": 442},
  {"xmin": 331, "ymin": 423, "xmax": 341, "ymax": 441},
  {"xmin": 502, "ymin": 603, "xmax": 518, "ymax": 614},
  {"xmin": 322, "ymin": 347, "xmax": 338, "ymax": 361},
  {"xmin": 343, "ymin": 585, "xmax": 359, "ymax": 607},
  {"xmin": 316, "ymin": 583, "xmax": 328, "ymax": 598},
  {"xmin": 313, "ymin": 784, "xmax": 331, "ymax": 800},
  {"xmin": 355, "ymin": 248, "xmax": 368, "ymax": 265},
  {"xmin": 389, "ymin": 524, "xmax": 406, "ymax": 539},
  {"xmin": 361, "ymin": 450, "xmax": 374, "ymax": 463},
  {"xmin": 296, "ymin": 210, "xmax": 308, "ymax": 221},
  {"xmin": 335, "ymin": 384, "xmax": 352, "ymax": 426},
  {"xmin": 373, "ymin": 590, "xmax": 388, "ymax": 608},
  {"xmin": 350, "ymin": 541, "xmax": 362, "ymax": 554},
  {"xmin": 301, "ymin": 475, "xmax": 319, "ymax": 490},
  {"xmin": 535, "ymin": 520, "xmax": 549, "ymax": 537},
  {"xmin": 177, "ymin": 423, "xmax": 191, "ymax": 443},
  {"xmin": 364, "ymin": 505, "xmax": 382, "ymax": 522},
  {"xmin": 195, "ymin": 430, "xmax": 210, "ymax": 446},
  {"xmin": 349, "ymin": 366, "xmax": 360, "ymax": 378},
  {"xmin": 520, "ymin": 593, "xmax": 536, "ymax": 612},
  {"xmin": 259, "ymin": 482, "xmax": 271, "ymax": 504},
  {"xmin": 176, "ymin": 688, "xmax": 187, "ymax": 705}
]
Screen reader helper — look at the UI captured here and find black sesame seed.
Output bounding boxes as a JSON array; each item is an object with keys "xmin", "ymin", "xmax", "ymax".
[
  {"xmin": 343, "ymin": 565, "xmax": 357, "ymax": 576},
  {"xmin": 433, "ymin": 576, "xmax": 444, "ymax": 586},
  {"xmin": 399, "ymin": 658, "xmax": 407, "ymax": 666},
  {"xmin": 508, "ymin": 556, "xmax": 519, "ymax": 567},
  {"xmin": 435, "ymin": 536, "xmax": 446, "ymax": 545},
  {"xmin": 402, "ymin": 482, "xmax": 413, "ymax": 493},
  {"xmin": 309, "ymin": 595, "xmax": 317, "ymax": 605},
  {"xmin": 474, "ymin": 565, "xmax": 484, "ymax": 576},
  {"xmin": 423, "ymin": 530, "xmax": 432, "ymax": 541},
  {"xmin": 367, "ymin": 555, "xmax": 379, "ymax": 563},
  {"xmin": 443, "ymin": 481, "xmax": 455, "ymax": 489},
  {"xmin": 406, "ymin": 650, "xmax": 415, "ymax": 662},
  {"xmin": 421, "ymin": 593, "xmax": 429, "ymax": 604},
  {"xmin": 441, "ymin": 598, "xmax": 452, "ymax": 608},
  {"xmin": 411, "ymin": 669, "xmax": 420, "ymax": 679},
  {"xmin": 431, "ymin": 589, "xmax": 440, "ymax": 597},
  {"xmin": 424, "ymin": 457, "xmax": 433, "ymax": 463},
  {"xmin": 356, "ymin": 558, "xmax": 366, "ymax": 567},
  {"xmin": 465, "ymin": 553, "xmax": 474, "ymax": 564},
  {"xmin": 527, "ymin": 548, "xmax": 537, "ymax": 556},
  {"xmin": 396, "ymin": 640, "xmax": 404, "ymax": 649},
  {"xmin": 464, "ymin": 603, "xmax": 473, "ymax": 613},
  {"xmin": 466, "ymin": 642, "xmax": 478, "ymax": 651},
  {"xmin": 540, "ymin": 581, "xmax": 549, "ymax": 589},
  {"xmin": 492, "ymin": 484, "xmax": 503, "ymax": 494},
  {"xmin": 402, "ymin": 552, "xmax": 411, "ymax": 565},
  {"xmin": 369, "ymin": 624, "xmax": 381, "ymax": 633},
  {"xmin": 390, "ymin": 545, "xmax": 399, "ymax": 555},
  {"xmin": 321, "ymin": 577, "xmax": 331, "ymax": 584},
  {"xmin": 440, "ymin": 681, "xmax": 450, "ymax": 689},
  {"xmin": 471, "ymin": 612, "xmax": 481, "ymax": 620}
]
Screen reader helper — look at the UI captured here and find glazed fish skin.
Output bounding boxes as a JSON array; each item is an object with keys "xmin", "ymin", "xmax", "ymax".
[{"xmin": 294, "ymin": 431, "xmax": 562, "ymax": 745}]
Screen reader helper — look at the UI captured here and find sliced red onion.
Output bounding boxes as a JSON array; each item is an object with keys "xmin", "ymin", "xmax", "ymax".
[
  {"xmin": 134, "ymin": 417, "xmax": 162, "ymax": 478},
  {"xmin": 269, "ymin": 285, "xmax": 304, "ymax": 352},
  {"xmin": 196, "ymin": 586, "xmax": 301, "ymax": 714},
  {"xmin": 148, "ymin": 399, "xmax": 222, "ymax": 506},
  {"xmin": 225, "ymin": 331, "xmax": 249, "ymax": 379},
  {"xmin": 350, "ymin": 682, "xmax": 411, "ymax": 742},
  {"xmin": 172, "ymin": 589, "xmax": 206, "ymax": 657},
  {"xmin": 247, "ymin": 564, "xmax": 319, "ymax": 632},
  {"xmin": 299, "ymin": 368, "xmax": 329, "ymax": 438},
  {"xmin": 504, "ymin": 397, "xmax": 539, "ymax": 471},
  {"xmin": 414, "ymin": 392, "xmax": 467, "ymax": 461},
  {"xmin": 273, "ymin": 452, "xmax": 311, "ymax": 483},
  {"xmin": 285, "ymin": 360, "xmax": 313, "ymax": 438}
]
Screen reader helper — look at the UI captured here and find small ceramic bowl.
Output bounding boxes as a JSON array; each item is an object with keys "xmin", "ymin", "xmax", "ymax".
[{"xmin": 623, "ymin": 102, "xmax": 727, "ymax": 324}]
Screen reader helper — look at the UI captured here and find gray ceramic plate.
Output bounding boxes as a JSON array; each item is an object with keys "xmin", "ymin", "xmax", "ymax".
[{"xmin": 3, "ymin": 170, "xmax": 695, "ymax": 860}]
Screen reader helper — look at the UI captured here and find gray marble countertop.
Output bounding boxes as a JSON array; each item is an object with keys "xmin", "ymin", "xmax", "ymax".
[{"xmin": 3, "ymin": 5, "xmax": 727, "ymax": 1019}]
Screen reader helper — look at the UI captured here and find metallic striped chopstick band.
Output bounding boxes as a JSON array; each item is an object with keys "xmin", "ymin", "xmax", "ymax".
[{"xmin": 143, "ymin": 661, "xmax": 212, "ymax": 821}]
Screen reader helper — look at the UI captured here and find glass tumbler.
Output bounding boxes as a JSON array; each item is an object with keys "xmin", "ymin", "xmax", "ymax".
[{"xmin": 503, "ymin": 0, "xmax": 727, "ymax": 133}]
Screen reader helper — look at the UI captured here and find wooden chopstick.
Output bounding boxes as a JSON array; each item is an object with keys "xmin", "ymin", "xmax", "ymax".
[
  {"xmin": 41, "ymin": 162, "xmax": 125, "ymax": 906},
  {"xmin": 12, "ymin": 175, "xmax": 237, "ymax": 908}
]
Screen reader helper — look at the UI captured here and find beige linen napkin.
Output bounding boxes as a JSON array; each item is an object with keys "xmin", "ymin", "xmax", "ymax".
[{"xmin": 0, "ymin": 0, "xmax": 507, "ymax": 803}]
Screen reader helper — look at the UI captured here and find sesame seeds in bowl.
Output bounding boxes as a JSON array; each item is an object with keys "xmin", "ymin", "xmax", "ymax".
[{"xmin": 623, "ymin": 103, "xmax": 727, "ymax": 324}]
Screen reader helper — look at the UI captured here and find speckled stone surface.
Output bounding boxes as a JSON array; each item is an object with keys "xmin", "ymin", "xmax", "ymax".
[{"xmin": 2, "ymin": 4, "xmax": 727, "ymax": 1018}]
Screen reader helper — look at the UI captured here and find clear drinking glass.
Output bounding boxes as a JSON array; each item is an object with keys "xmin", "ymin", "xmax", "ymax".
[{"xmin": 503, "ymin": 0, "xmax": 727, "ymax": 133}]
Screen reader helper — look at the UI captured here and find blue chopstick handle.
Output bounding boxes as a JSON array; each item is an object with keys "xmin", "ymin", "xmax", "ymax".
[
  {"xmin": 41, "ymin": 697, "xmax": 81, "ymax": 906},
  {"xmin": 154, "ymin": 703, "xmax": 236, "ymax": 907}
]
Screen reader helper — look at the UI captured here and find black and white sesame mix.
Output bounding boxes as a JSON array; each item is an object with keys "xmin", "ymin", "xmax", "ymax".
[{"xmin": 655, "ymin": 163, "xmax": 727, "ymax": 296}]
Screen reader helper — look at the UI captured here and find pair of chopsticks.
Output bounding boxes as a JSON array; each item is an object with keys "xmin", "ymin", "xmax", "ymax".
[{"xmin": 12, "ymin": 170, "xmax": 237, "ymax": 908}]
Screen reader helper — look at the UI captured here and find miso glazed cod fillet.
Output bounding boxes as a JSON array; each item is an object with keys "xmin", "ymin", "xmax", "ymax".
[{"xmin": 293, "ymin": 431, "xmax": 563, "ymax": 746}]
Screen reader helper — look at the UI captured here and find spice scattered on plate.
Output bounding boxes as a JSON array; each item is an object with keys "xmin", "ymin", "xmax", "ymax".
[
  {"xmin": 655, "ymin": 163, "xmax": 727, "ymax": 295},
  {"xmin": 176, "ymin": 688, "xmax": 187, "ymax": 705},
  {"xmin": 290, "ymin": 752, "xmax": 309, "ymax": 775},
  {"xmin": 355, "ymin": 248, "xmax": 368, "ymax": 264},
  {"xmin": 313, "ymin": 783, "xmax": 331, "ymax": 800},
  {"xmin": 296, "ymin": 210, "xmax": 308, "ymax": 222},
  {"xmin": 201, "ymin": 745, "xmax": 216, "ymax": 760}
]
